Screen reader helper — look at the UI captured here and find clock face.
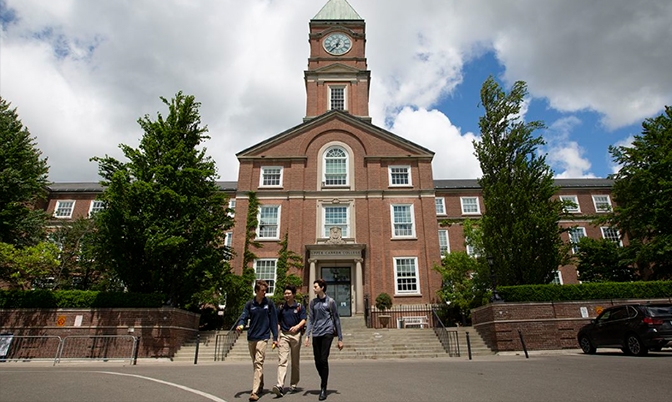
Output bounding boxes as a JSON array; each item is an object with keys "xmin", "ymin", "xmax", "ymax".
[{"xmin": 323, "ymin": 33, "xmax": 352, "ymax": 55}]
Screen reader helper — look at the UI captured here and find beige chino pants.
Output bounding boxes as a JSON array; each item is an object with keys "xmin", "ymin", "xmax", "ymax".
[
  {"xmin": 248, "ymin": 339, "xmax": 269, "ymax": 394},
  {"xmin": 276, "ymin": 330, "xmax": 302, "ymax": 389}
]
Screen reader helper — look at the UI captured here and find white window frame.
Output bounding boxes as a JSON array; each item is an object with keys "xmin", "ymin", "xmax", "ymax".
[
  {"xmin": 600, "ymin": 227, "xmax": 623, "ymax": 246},
  {"xmin": 592, "ymin": 195, "xmax": 612, "ymax": 213},
  {"xmin": 54, "ymin": 200, "xmax": 75, "ymax": 218},
  {"xmin": 390, "ymin": 204, "xmax": 416, "ymax": 238},
  {"xmin": 323, "ymin": 146, "xmax": 349, "ymax": 187},
  {"xmin": 394, "ymin": 257, "xmax": 420, "ymax": 295},
  {"xmin": 551, "ymin": 270, "xmax": 563, "ymax": 285},
  {"xmin": 257, "ymin": 205, "xmax": 281, "ymax": 239},
  {"xmin": 435, "ymin": 197, "xmax": 446, "ymax": 215},
  {"xmin": 88, "ymin": 200, "xmax": 105, "ymax": 217},
  {"xmin": 569, "ymin": 226, "xmax": 587, "ymax": 254},
  {"xmin": 559, "ymin": 195, "xmax": 581, "ymax": 213},
  {"xmin": 228, "ymin": 199, "xmax": 236, "ymax": 217},
  {"xmin": 438, "ymin": 230, "xmax": 450, "ymax": 257},
  {"xmin": 329, "ymin": 85, "xmax": 347, "ymax": 111},
  {"xmin": 224, "ymin": 232, "xmax": 233, "ymax": 247},
  {"xmin": 253, "ymin": 259, "xmax": 277, "ymax": 295},
  {"xmin": 260, "ymin": 166, "xmax": 283, "ymax": 188},
  {"xmin": 322, "ymin": 204, "xmax": 350, "ymax": 238},
  {"xmin": 388, "ymin": 165, "xmax": 411, "ymax": 187},
  {"xmin": 460, "ymin": 197, "xmax": 481, "ymax": 215}
]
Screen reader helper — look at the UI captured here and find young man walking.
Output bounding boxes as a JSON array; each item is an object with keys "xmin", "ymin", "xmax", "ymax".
[
  {"xmin": 236, "ymin": 280, "xmax": 279, "ymax": 402},
  {"xmin": 272, "ymin": 284, "xmax": 307, "ymax": 398},
  {"xmin": 305, "ymin": 279, "xmax": 343, "ymax": 401}
]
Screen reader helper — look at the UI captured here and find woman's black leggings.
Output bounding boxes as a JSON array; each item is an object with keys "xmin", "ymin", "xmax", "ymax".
[{"xmin": 312, "ymin": 335, "xmax": 334, "ymax": 388}]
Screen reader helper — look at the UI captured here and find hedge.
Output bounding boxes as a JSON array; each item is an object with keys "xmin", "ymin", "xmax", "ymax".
[
  {"xmin": 498, "ymin": 281, "xmax": 672, "ymax": 302},
  {"xmin": 0, "ymin": 290, "xmax": 165, "ymax": 309}
]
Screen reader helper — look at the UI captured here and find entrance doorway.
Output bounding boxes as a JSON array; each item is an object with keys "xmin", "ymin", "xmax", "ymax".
[{"xmin": 321, "ymin": 267, "xmax": 351, "ymax": 317}]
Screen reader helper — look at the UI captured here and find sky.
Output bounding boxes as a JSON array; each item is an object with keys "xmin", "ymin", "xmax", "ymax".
[{"xmin": 1, "ymin": 0, "xmax": 671, "ymax": 183}]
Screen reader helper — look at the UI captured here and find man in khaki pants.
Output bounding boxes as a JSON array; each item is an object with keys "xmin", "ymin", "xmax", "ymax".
[
  {"xmin": 272, "ymin": 284, "xmax": 307, "ymax": 398},
  {"xmin": 237, "ymin": 280, "xmax": 278, "ymax": 401}
]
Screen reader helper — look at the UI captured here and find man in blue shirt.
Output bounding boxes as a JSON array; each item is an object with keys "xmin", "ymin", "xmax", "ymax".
[
  {"xmin": 272, "ymin": 284, "xmax": 307, "ymax": 398},
  {"xmin": 237, "ymin": 280, "xmax": 279, "ymax": 402}
]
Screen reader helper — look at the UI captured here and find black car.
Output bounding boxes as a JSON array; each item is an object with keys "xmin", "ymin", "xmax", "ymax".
[{"xmin": 577, "ymin": 303, "xmax": 672, "ymax": 356}]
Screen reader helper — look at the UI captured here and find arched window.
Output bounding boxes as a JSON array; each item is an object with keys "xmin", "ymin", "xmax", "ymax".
[{"xmin": 323, "ymin": 146, "xmax": 348, "ymax": 186}]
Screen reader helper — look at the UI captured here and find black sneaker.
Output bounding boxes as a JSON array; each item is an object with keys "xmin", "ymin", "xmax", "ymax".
[{"xmin": 272, "ymin": 386, "xmax": 284, "ymax": 398}]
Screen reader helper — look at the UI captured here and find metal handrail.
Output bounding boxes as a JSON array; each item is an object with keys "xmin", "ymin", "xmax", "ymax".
[
  {"xmin": 431, "ymin": 309, "xmax": 460, "ymax": 357},
  {"xmin": 214, "ymin": 316, "xmax": 242, "ymax": 361},
  {"xmin": 0, "ymin": 335, "xmax": 63, "ymax": 366},
  {"xmin": 57, "ymin": 335, "xmax": 138, "ymax": 365}
]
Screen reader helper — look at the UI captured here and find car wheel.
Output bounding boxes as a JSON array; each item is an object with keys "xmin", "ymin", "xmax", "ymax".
[
  {"xmin": 624, "ymin": 334, "xmax": 648, "ymax": 356},
  {"xmin": 579, "ymin": 335, "xmax": 596, "ymax": 354}
]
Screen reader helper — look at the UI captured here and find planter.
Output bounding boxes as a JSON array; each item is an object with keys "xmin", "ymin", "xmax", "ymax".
[{"xmin": 379, "ymin": 314, "xmax": 391, "ymax": 328}]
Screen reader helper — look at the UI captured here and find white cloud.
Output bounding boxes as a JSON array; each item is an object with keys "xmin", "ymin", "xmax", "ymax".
[
  {"xmin": 2, "ymin": 0, "xmax": 670, "ymax": 182},
  {"xmin": 544, "ymin": 117, "xmax": 594, "ymax": 178},
  {"xmin": 609, "ymin": 135, "xmax": 636, "ymax": 175},
  {"xmin": 390, "ymin": 107, "xmax": 481, "ymax": 179}
]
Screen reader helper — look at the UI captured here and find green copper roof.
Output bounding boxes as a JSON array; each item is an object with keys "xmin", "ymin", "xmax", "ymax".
[{"xmin": 313, "ymin": 0, "xmax": 362, "ymax": 20}]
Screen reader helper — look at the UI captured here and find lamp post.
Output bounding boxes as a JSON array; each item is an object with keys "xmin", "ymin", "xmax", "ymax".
[{"xmin": 487, "ymin": 255, "xmax": 503, "ymax": 303}]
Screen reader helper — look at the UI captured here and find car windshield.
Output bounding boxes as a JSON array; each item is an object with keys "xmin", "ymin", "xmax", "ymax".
[{"xmin": 645, "ymin": 305, "xmax": 672, "ymax": 316}]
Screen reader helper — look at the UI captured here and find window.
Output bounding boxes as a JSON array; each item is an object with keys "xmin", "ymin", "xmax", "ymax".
[
  {"xmin": 438, "ymin": 230, "xmax": 449, "ymax": 256},
  {"xmin": 592, "ymin": 195, "xmax": 612, "ymax": 213},
  {"xmin": 569, "ymin": 227, "xmax": 587, "ymax": 254},
  {"xmin": 391, "ymin": 204, "xmax": 415, "ymax": 238},
  {"xmin": 258, "ymin": 205, "xmax": 280, "ymax": 239},
  {"xmin": 466, "ymin": 243, "xmax": 479, "ymax": 258},
  {"xmin": 260, "ymin": 166, "xmax": 283, "ymax": 187},
  {"xmin": 330, "ymin": 86, "xmax": 345, "ymax": 110},
  {"xmin": 323, "ymin": 146, "xmax": 348, "ymax": 186},
  {"xmin": 435, "ymin": 197, "xmax": 446, "ymax": 215},
  {"xmin": 54, "ymin": 200, "xmax": 75, "ymax": 218},
  {"xmin": 394, "ymin": 257, "xmax": 419, "ymax": 295},
  {"xmin": 224, "ymin": 232, "xmax": 233, "ymax": 247},
  {"xmin": 88, "ymin": 200, "xmax": 105, "ymax": 217},
  {"xmin": 228, "ymin": 199, "xmax": 236, "ymax": 217},
  {"xmin": 550, "ymin": 270, "xmax": 563, "ymax": 285},
  {"xmin": 460, "ymin": 197, "xmax": 480, "ymax": 214},
  {"xmin": 254, "ymin": 259, "xmax": 277, "ymax": 295},
  {"xmin": 560, "ymin": 195, "xmax": 580, "ymax": 213},
  {"xmin": 389, "ymin": 166, "xmax": 411, "ymax": 186},
  {"xmin": 601, "ymin": 227, "xmax": 622, "ymax": 246},
  {"xmin": 323, "ymin": 205, "xmax": 349, "ymax": 238}
]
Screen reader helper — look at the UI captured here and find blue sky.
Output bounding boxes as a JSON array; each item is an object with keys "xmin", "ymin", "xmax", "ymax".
[{"xmin": 1, "ymin": 0, "xmax": 670, "ymax": 182}]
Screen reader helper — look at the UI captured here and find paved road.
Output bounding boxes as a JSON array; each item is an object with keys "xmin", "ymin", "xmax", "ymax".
[{"xmin": 1, "ymin": 350, "xmax": 671, "ymax": 402}]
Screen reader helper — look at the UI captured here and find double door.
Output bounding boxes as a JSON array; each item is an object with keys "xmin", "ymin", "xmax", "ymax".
[{"xmin": 321, "ymin": 267, "xmax": 351, "ymax": 317}]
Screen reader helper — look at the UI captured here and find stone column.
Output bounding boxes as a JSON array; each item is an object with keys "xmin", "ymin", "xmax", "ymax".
[
  {"xmin": 355, "ymin": 258, "xmax": 364, "ymax": 314},
  {"xmin": 309, "ymin": 259, "xmax": 317, "ymax": 301}
]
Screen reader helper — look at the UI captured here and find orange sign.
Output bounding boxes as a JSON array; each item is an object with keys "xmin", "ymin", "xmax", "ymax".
[
  {"xmin": 56, "ymin": 316, "xmax": 66, "ymax": 326},
  {"xmin": 595, "ymin": 306, "xmax": 604, "ymax": 315}
]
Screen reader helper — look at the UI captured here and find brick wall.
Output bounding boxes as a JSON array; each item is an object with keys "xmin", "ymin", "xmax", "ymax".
[
  {"xmin": 471, "ymin": 298, "xmax": 672, "ymax": 351},
  {"xmin": 0, "ymin": 307, "xmax": 199, "ymax": 359}
]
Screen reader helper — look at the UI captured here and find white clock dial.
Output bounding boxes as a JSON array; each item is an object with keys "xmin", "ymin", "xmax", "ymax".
[{"xmin": 323, "ymin": 33, "xmax": 352, "ymax": 55}]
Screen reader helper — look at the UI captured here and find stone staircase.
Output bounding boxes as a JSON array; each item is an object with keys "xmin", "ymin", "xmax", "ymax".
[{"xmin": 172, "ymin": 317, "xmax": 494, "ymax": 362}]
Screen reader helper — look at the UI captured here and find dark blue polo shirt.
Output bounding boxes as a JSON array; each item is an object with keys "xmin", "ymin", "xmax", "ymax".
[
  {"xmin": 238, "ymin": 297, "xmax": 278, "ymax": 342},
  {"xmin": 278, "ymin": 302, "xmax": 307, "ymax": 332}
]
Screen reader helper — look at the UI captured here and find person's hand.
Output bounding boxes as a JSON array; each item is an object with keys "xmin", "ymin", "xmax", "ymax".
[
  {"xmin": 289, "ymin": 325, "xmax": 298, "ymax": 333},
  {"xmin": 272, "ymin": 341, "xmax": 278, "ymax": 349},
  {"xmin": 236, "ymin": 325, "xmax": 244, "ymax": 333},
  {"xmin": 337, "ymin": 340, "xmax": 343, "ymax": 351},
  {"xmin": 304, "ymin": 338, "xmax": 310, "ymax": 347}
]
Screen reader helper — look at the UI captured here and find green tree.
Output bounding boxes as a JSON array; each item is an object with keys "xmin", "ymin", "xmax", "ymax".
[
  {"xmin": 0, "ymin": 242, "xmax": 60, "ymax": 290},
  {"xmin": 575, "ymin": 237, "xmax": 635, "ymax": 282},
  {"xmin": 606, "ymin": 106, "xmax": 672, "ymax": 280},
  {"xmin": 474, "ymin": 77, "xmax": 565, "ymax": 285},
  {"xmin": 0, "ymin": 97, "xmax": 50, "ymax": 247},
  {"xmin": 272, "ymin": 232, "xmax": 304, "ymax": 304},
  {"xmin": 91, "ymin": 92, "xmax": 234, "ymax": 307}
]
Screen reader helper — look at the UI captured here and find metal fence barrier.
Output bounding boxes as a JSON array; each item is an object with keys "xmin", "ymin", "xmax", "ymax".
[{"xmin": 0, "ymin": 334, "xmax": 138, "ymax": 366}]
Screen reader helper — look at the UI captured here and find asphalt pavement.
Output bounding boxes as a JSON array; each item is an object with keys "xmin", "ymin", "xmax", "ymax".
[{"xmin": 1, "ymin": 349, "xmax": 671, "ymax": 402}]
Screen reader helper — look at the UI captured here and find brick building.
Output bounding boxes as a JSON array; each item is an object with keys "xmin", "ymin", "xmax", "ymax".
[{"xmin": 43, "ymin": 0, "xmax": 618, "ymax": 316}]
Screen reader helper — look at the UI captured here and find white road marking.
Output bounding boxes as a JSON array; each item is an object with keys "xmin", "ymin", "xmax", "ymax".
[{"xmin": 97, "ymin": 371, "xmax": 228, "ymax": 402}]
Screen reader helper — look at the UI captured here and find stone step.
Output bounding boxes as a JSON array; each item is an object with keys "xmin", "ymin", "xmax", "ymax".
[{"xmin": 173, "ymin": 325, "xmax": 493, "ymax": 362}]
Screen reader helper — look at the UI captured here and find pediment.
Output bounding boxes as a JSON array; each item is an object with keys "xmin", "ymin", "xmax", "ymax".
[
  {"xmin": 237, "ymin": 111, "xmax": 434, "ymax": 159},
  {"xmin": 310, "ymin": 63, "xmax": 362, "ymax": 75}
]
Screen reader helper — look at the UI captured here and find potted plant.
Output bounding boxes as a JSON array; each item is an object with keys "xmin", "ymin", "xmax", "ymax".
[{"xmin": 375, "ymin": 292, "xmax": 393, "ymax": 328}]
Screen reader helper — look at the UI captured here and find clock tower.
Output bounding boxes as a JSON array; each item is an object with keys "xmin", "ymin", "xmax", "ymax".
[{"xmin": 305, "ymin": 0, "xmax": 371, "ymax": 122}]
